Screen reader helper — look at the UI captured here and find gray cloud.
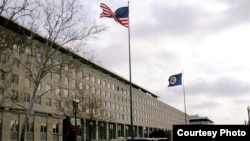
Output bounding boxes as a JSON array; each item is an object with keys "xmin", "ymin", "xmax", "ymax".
[
  {"xmin": 132, "ymin": 0, "xmax": 250, "ymax": 40},
  {"xmin": 186, "ymin": 76, "xmax": 250, "ymax": 96},
  {"xmin": 85, "ymin": 0, "xmax": 250, "ymax": 124}
]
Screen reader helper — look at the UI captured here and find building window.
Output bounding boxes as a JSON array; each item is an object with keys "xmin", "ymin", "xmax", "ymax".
[
  {"xmin": 46, "ymin": 84, "xmax": 51, "ymax": 93},
  {"xmin": 102, "ymin": 90, "xmax": 106, "ymax": 97},
  {"xmin": 65, "ymin": 102, "xmax": 69, "ymax": 110},
  {"xmin": 107, "ymin": 92, "xmax": 111, "ymax": 98},
  {"xmin": 46, "ymin": 98, "xmax": 51, "ymax": 106},
  {"xmin": 12, "ymin": 90, "xmax": 18, "ymax": 101},
  {"xmin": 53, "ymin": 123, "xmax": 59, "ymax": 141},
  {"xmin": 79, "ymin": 82, "xmax": 83, "ymax": 89},
  {"xmin": 38, "ymin": 82, "xmax": 42, "ymax": 90},
  {"xmin": 97, "ymin": 89, "xmax": 101, "ymax": 95},
  {"xmin": 37, "ymin": 53, "xmax": 43, "ymax": 62},
  {"xmin": 10, "ymin": 120, "xmax": 19, "ymax": 141},
  {"xmin": 78, "ymin": 71, "xmax": 83, "ymax": 78},
  {"xmin": 97, "ymin": 78, "xmax": 101, "ymax": 85},
  {"xmin": 91, "ymin": 87, "xmax": 95, "ymax": 93},
  {"xmin": 118, "ymin": 124, "xmax": 122, "ymax": 137},
  {"xmin": 86, "ymin": 107, "xmax": 89, "ymax": 114},
  {"xmin": 54, "ymin": 60, "xmax": 60, "ymax": 69},
  {"xmin": 23, "ymin": 93, "xmax": 30, "ymax": 102},
  {"xmin": 25, "ymin": 61, "xmax": 31, "ymax": 69},
  {"xmin": 64, "ymin": 65, "xmax": 68, "ymax": 72},
  {"xmin": 12, "ymin": 44, "xmax": 20, "ymax": 52},
  {"xmin": 0, "ymin": 54, "xmax": 6, "ymax": 64},
  {"xmin": 72, "ymin": 80, "xmax": 76, "ymax": 88},
  {"xmin": 25, "ymin": 47, "xmax": 31, "ymax": 56},
  {"xmin": 55, "ymin": 87, "xmax": 60, "ymax": 96},
  {"xmin": 71, "ymin": 91, "xmax": 76, "ymax": 99},
  {"xmin": 26, "ymin": 122, "xmax": 34, "ymax": 141},
  {"xmin": 86, "ymin": 85, "xmax": 90, "ymax": 91},
  {"xmin": 12, "ymin": 74, "xmax": 19, "ymax": 84},
  {"xmin": 85, "ymin": 74, "xmax": 90, "ymax": 80},
  {"xmin": 0, "ymin": 69, "xmax": 5, "ymax": 80},
  {"xmin": 55, "ymin": 73, "xmax": 60, "ymax": 81},
  {"xmin": 64, "ymin": 90, "xmax": 69, "ymax": 97},
  {"xmin": 0, "ymin": 88, "xmax": 4, "ymax": 99},
  {"xmin": 64, "ymin": 77, "xmax": 69, "ymax": 85},
  {"xmin": 35, "ymin": 97, "xmax": 41, "ymax": 105},
  {"xmin": 79, "ymin": 93, "xmax": 83, "ymax": 101},
  {"xmin": 47, "ymin": 58, "xmax": 52, "ymax": 65},
  {"xmin": 40, "ymin": 123, "xmax": 47, "ymax": 141},
  {"xmin": 12, "ymin": 58, "xmax": 20, "ymax": 68},
  {"xmin": 48, "ymin": 72, "xmax": 52, "ymax": 79},
  {"xmin": 72, "ymin": 69, "xmax": 76, "ymax": 76},
  {"xmin": 91, "ymin": 76, "xmax": 95, "ymax": 83},
  {"xmin": 55, "ymin": 100, "xmax": 61, "ymax": 108},
  {"xmin": 102, "ymin": 80, "xmax": 106, "ymax": 87},
  {"xmin": 98, "ymin": 122, "xmax": 105, "ymax": 140},
  {"xmin": 109, "ymin": 123, "xmax": 114, "ymax": 139},
  {"xmin": 25, "ymin": 78, "xmax": 31, "ymax": 88}
]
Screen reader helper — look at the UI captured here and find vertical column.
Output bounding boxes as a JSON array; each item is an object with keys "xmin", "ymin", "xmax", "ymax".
[
  {"xmin": 135, "ymin": 126, "xmax": 138, "ymax": 138},
  {"xmin": 2, "ymin": 111, "xmax": 10, "ymax": 141},
  {"xmin": 95, "ymin": 120, "xmax": 98, "ymax": 140},
  {"xmin": 33, "ymin": 115, "xmax": 40, "ymax": 141},
  {"xmin": 47, "ymin": 116, "xmax": 53, "ymax": 141},
  {"xmin": 114, "ymin": 122, "xmax": 117, "ymax": 139},
  {"xmin": 59, "ymin": 118, "xmax": 63, "ymax": 141},
  {"xmin": 0, "ymin": 112, "xmax": 2, "ymax": 141},
  {"xmin": 106, "ymin": 122, "xmax": 109, "ymax": 140},
  {"xmin": 19, "ymin": 113, "xmax": 24, "ymax": 140},
  {"xmin": 83, "ymin": 119, "xmax": 86, "ymax": 141}
]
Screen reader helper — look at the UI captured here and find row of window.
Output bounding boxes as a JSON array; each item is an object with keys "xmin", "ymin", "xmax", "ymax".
[
  {"xmin": 0, "ymin": 47, "xmax": 173, "ymax": 126},
  {"xmin": 0, "ymin": 86, "xmax": 169, "ymax": 123},
  {"xmin": 10, "ymin": 120, "xmax": 58, "ymax": 141},
  {"xmin": 0, "ymin": 68, "xmax": 165, "ymax": 111}
]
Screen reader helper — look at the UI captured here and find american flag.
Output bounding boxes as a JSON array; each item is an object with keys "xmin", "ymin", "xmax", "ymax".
[{"xmin": 100, "ymin": 3, "xmax": 129, "ymax": 28}]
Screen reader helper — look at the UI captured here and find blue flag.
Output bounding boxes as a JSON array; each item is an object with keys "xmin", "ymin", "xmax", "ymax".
[{"xmin": 168, "ymin": 73, "xmax": 182, "ymax": 87}]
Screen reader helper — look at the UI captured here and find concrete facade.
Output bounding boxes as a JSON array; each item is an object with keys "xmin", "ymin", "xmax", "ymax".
[{"xmin": 0, "ymin": 16, "xmax": 186, "ymax": 141}]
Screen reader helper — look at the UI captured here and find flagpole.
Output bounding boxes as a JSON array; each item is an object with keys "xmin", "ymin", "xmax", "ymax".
[
  {"xmin": 127, "ymin": 0, "xmax": 134, "ymax": 140},
  {"xmin": 182, "ymin": 70, "xmax": 187, "ymax": 124}
]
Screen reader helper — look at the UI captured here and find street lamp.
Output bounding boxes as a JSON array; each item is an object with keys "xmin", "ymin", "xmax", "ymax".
[
  {"xmin": 72, "ymin": 99, "xmax": 80, "ymax": 141},
  {"xmin": 247, "ymin": 106, "xmax": 250, "ymax": 125},
  {"xmin": 73, "ymin": 99, "xmax": 80, "ymax": 126}
]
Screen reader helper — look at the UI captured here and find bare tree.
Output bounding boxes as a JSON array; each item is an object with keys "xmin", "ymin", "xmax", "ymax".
[
  {"xmin": 83, "ymin": 93, "xmax": 114, "ymax": 141},
  {"xmin": 52, "ymin": 62, "xmax": 114, "ymax": 140},
  {"xmin": 0, "ymin": 0, "xmax": 35, "ymax": 20},
  {"xmin": 0, "ymin": 0, "xmax": 38, "ymax": 53},
  {"xmin": 0, "ymin": 0, "xmax": 106, "ymax": 141}
]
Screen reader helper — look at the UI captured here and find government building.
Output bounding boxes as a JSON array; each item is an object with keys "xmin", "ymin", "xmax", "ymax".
[{"xmin": 0, "ymin": 16, "xmax": 186, "ymax": 141}]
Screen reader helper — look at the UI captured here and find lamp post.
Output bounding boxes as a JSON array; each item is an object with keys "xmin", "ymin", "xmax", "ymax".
[
  {"xmin": 72, "ymin": 99, "xmax": 80, "ymax": 141},
  {"xmin": 247, "ymin": 106, "xmax": 250, "ymax": 125}
]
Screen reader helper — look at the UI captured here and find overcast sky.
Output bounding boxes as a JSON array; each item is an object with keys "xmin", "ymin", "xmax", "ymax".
[{"xmin": 82, "ymin": 0, "xmax": 250, "ymax": 124}]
